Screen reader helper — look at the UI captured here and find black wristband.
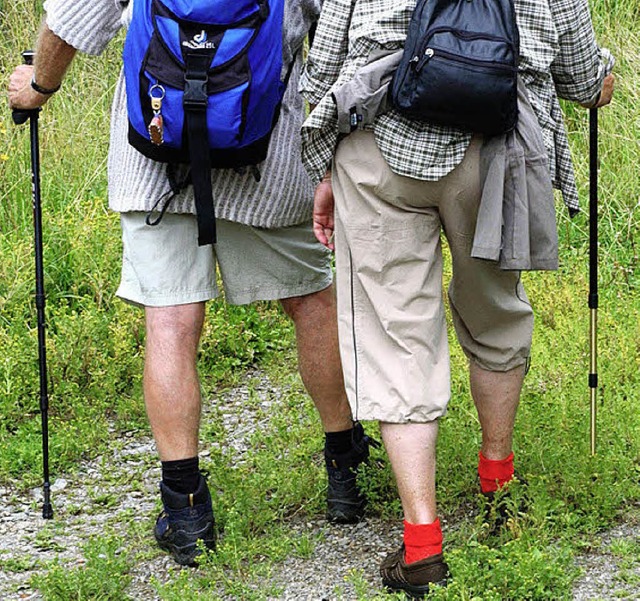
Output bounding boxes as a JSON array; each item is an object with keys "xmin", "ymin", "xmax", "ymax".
[{"xmin": 30, "ymin": 75, "xmax": 60, "ymax": 96}]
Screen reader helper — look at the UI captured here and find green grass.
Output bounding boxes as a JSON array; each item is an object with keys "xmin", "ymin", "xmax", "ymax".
[
  {"xmin": 1, "ymin": 0, "xmax": 639, "ymax": 599},
  {"xmin": 32, "ymin": 532, "xmax": 132, "ymax": 600}
]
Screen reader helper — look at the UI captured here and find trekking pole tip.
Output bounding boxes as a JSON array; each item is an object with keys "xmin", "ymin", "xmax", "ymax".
[
  {"xmin": 42, "ymin": 503, "xmax": 54, "ymax": 520},
  {"xmin": 42, "ymin": 481, "xmax": 54, "ymax": 519}
]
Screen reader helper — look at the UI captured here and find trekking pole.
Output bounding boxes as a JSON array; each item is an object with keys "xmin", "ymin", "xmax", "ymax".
[
  {"xmin": 588, "ymin": 107, "xmax": 598, "ymax": 457},
  {"xmin": 12, "ymin": 50, "xmax": 54, "ymax": 518}
]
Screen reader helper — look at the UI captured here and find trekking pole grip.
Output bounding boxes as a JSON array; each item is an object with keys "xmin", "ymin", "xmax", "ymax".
[{"xmin": 12, "ymin": 50, "xmax": 39, "ymax": 126}]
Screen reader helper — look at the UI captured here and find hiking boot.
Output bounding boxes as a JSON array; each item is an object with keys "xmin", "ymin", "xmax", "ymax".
[
  {"xmin": 380, "ymin": 545, "xmax": 450, "ymax": 599},
  {"xmin": 325, "ymin": 422, "xmax": 378, "ymax": 524},
  {"xmin": 480, "ymin": 474, "xmax": 528, "ymax": 533},
  {"xmin": 154, "ymin": 474, "xmax": 216, "ymax": 566}
]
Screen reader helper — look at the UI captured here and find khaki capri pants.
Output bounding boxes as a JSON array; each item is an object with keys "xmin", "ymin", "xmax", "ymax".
[{"xmin": 332, "ymin": 131, "xmax": 533, "ymax": 424}]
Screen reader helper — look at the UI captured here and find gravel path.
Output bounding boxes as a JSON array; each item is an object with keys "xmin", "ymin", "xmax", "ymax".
[
  {"xmin": 0, "ymin": 371, "xmax": 637, "ymax": 600},
  {"xmin": 572, "ymin": 514, "xmax": 640, "ymax": 601}
]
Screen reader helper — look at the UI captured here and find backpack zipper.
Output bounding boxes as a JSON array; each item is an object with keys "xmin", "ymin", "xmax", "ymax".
[
  {"xmin": 411, "ymin": 26, "xmax": 516, "ymax": 72},
  {"xmin": 425, "ymin": 26, "xmax": 515, "ymax": 49},
  {"xmin": 414, "ymin": 46, "xmax": 517, "ymax": 73}
]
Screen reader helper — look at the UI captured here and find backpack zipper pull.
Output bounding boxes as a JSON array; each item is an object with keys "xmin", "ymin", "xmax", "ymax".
[
  {"xmin": 416, "ymin": 48, "xmax": 435, "ymax": 72},
  {"xmin": 148, "ymin": 84, "xmax": 166, "ymax": 146}
]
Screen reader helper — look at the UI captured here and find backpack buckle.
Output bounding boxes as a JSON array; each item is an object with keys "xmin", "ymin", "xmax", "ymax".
[
  {"xmin": 183, "ymin": 76, "xmax": 208, "ymax": 111},
  {"xmin": 184, "ymin": 52, "xmax": 210, "ymax": 111}
]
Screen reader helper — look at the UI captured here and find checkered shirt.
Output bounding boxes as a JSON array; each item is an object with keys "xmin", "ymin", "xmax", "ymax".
[{"xmin": 300, "ymin": 0, "xmax": 614, "ymax": 213}]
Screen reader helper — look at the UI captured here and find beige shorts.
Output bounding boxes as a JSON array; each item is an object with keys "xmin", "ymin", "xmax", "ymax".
[
  {"xmin": 116, "ymin": 213, "xmax": 333, "ymax": 306},
  {"xmin": 332, "ymin": 131, "xmax": 534, "ymax": 424}
]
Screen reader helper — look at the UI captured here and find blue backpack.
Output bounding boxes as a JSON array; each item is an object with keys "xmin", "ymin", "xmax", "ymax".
[{"xmin": 123, "ymin": 0, "xmax": 286, "ymax": 245}]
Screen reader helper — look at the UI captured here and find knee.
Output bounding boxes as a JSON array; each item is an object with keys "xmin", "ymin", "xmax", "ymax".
[
  {"xmin": 145, "ymin": 304, "xmax": 205, "ymax": 350},
  {"xmin": 280, "ymin": 285, "xmax": 335, "ymax": 323},
  {"xmin": 279, "ymin": 295, "xmax": 299, "ymax": 318}
]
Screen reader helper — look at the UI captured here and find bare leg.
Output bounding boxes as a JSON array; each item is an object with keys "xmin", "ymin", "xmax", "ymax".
[
  {"xmin": 144, "ymin": 303, "xmax": 205, "ymax": 461},
  {"xmin": 380, "ymin": 421, "xmax": 439, "ymax": 524},
  {"xmin": 470, "ymin": 361, "xmax": 525, "ymax": 460},
  {"xmin": 281, "ymin": 284, "xmax": 353, "ymax": 432}
]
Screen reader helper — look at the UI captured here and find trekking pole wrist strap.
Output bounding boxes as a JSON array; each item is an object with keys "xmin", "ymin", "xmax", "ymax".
[{"xmin": 31, "ymin": 75, "xmax": 61, "ymax": 96}]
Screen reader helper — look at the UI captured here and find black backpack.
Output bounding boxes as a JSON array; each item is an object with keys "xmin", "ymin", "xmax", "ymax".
[{"xmin": 391, "ymin": 0, "xmax": 519, "ymax": 135}]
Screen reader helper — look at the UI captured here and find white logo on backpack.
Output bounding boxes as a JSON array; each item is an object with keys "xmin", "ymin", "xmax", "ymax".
[{"xmin": 182, "ymin": 30, "xmax": 216, "ymax": 50}]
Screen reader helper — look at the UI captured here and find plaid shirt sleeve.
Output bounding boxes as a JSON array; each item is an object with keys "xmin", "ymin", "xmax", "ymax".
[
  {"xmin": 549, "ymin": 0, "xmax": 614, "ymax": 105},
  {"xmin": 299, "ymin": 0, "xmax": 354, "ymax": 105}
]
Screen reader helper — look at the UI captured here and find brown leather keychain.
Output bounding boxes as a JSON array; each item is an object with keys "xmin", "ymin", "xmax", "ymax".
[{"xmin": 148, "ymin": 84, "xmax": 165, "ymax": 145}]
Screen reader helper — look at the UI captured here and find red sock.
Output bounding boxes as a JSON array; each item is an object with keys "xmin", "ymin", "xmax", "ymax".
[
  {"xmin": 478, "ymin": 451, "xmax": 514, "ymax": 493},
  {"xmin": 403, "ymin": 518, "xmax": 443, "ymax": 564}
]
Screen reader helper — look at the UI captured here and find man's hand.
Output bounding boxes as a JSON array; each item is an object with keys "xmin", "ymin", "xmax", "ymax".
[
  {"xmin": 595, "ymin": 73, "xmax": 615, "ymax": 108},
  {"xmin": 313, "ymin": 170, "xmax": 336, "ymax": 250},
  {"xmin": 581, "ymin": 73, "xmax": 615, "ymax": 109},
  {"xmin": 8, "ymin": 65, "xmax": 50, "ymax": 111}
]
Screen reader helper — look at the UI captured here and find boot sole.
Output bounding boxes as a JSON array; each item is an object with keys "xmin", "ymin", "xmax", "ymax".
[
  {"xmin": 383, "ymin": 577, "xmax": 448, "ymax": 599},
  {"xmin": 326, "ymin": 509, "xmax": 365, "ymax": 524},
  {"xmin": 155, "ymin": 524, "xmax": 216, "ymax": 566},
  {"xmin": 326, "ymin": 503, "xmax": 366, "ymax": 524},
  {"xmin": 156, "ymin": 536, "xmax": 216, "ymax": 566}
]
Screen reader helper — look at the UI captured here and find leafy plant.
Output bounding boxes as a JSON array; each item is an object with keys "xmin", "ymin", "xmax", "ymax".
[{"xmin": 32, "ymin": 533, "xmax": 132, "ymax": 601}]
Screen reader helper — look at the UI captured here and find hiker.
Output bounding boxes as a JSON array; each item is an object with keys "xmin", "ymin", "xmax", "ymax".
[
  {"xmin": 8, "ymin": 0, "xmax": 377, "ymax": 566},
  {"xmin": 300, "ymin": 0, "xmax": 614, "ymax": 595}
]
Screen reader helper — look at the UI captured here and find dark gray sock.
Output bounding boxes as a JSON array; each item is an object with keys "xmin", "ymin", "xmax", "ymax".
[
  {"xmin": 325, "ymin": 427, "xmax": 355, "ymax": 456},
  {"xmin": 161, "ymin": 456, "xmax": 200, "ymax": 494}
]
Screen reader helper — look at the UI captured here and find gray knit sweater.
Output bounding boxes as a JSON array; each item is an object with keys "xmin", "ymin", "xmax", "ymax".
[{"xmin": 43, "ymin": 0, "xmax": 320, "ymax": 228}]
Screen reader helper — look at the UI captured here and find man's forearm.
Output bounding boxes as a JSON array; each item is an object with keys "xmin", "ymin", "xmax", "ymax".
[
  {"xmin": 33, "ymin": 21, "xmax": 77, "ymax": 90},
  {"xmin": 8, "ymin": 20, "xmax": 77, "ymax": 110}
]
